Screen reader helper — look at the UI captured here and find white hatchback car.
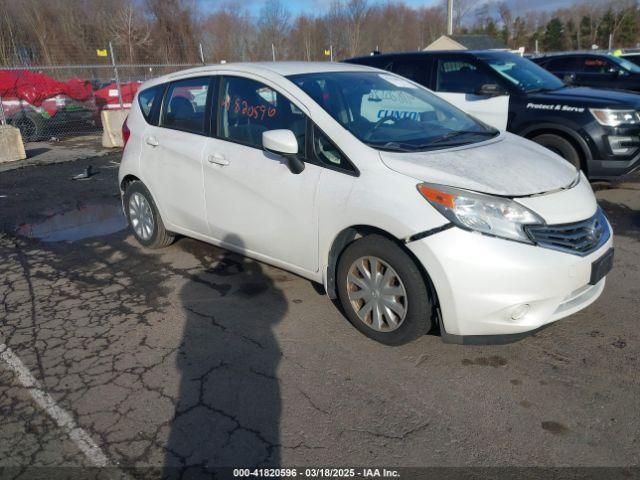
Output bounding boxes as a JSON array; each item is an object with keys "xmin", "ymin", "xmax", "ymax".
[{"xmin": 119, "ymin": 62, "xmax": 613, "ymax": 345}]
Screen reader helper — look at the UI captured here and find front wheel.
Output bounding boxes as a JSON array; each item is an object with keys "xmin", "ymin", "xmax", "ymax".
[
  {"xmin": 336, "ymin": 234, "xmax": 432, "ymax": 345},
  {"xmin": 123, "ymin": 181, "xmax": 174, "ymax": 249},
  {"xmin": 531, "ymin": 133, "xmax": 581, "ymax": 169}
]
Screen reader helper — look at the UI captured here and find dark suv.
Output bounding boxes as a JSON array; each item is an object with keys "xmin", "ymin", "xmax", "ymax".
[
  {"xmin": 346, "ymin": 50, "xmax": 640, "ymax": 178},
  {"xmin": 532, "ymin": 53, "xmax": 640, "ymax": 92}
]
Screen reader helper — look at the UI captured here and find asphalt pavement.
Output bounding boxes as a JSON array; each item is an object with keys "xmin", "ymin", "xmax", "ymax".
[{"xmin": 0, "ymin": 154, "xmax": 638, "ymax": 478}]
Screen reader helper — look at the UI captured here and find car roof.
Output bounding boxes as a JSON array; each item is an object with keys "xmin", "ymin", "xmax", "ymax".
[
  {"xmin": 144, "ymin": 61, "xmax": 374, "ymax": 86},
  {"xmin": 534, "ymin": 52, "xmax": 609, "ymax": 59},
  {"xmin": 346, "ymin": 50, "xmax": 510, "ymax": 62}
]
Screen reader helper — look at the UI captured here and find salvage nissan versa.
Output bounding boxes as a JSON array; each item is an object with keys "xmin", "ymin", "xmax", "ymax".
[{"xmin": 118, "ymin": 62, "xmax": 614, "ymax": 345}]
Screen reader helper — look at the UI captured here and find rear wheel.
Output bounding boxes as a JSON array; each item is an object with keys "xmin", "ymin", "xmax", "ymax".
[
  {"xmin": 124, "ymin": 181, "xmax": 174, "ymax": 249},
  {"xmin": 336, "ymin": 234, "xmax": 432, "ymax": 345},
  {"xmin": 532, "ymin": 133, "xmax": 581, "ymax": 169}
]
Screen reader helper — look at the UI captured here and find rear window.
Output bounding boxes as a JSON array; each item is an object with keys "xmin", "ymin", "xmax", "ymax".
[{"xmin": 137, "ymin": 84, "xmax": 164, "ymax": 125}]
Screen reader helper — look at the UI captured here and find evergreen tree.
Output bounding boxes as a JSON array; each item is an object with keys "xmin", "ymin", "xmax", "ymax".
[{"xmin": 543, "ymin": 17, "xmax": 565, "ymax": 51}]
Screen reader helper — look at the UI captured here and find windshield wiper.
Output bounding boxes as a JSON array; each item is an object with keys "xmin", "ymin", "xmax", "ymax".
[
  {"xmin": 425, "ymin": 129, "xmax": 498, "ymax": 146},
  {"xmin": 365, "ymin": 130, "xmax": 498, "ymax": 152}
]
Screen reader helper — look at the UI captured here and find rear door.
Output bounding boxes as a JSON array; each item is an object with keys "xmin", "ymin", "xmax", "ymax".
[
  {"xmin": 143, "ymin": 76, "xmax": 212, "ymax": 235},
  {"xmin": 431, "ymin": 55, "xmax": 509, "ymax": 130}
]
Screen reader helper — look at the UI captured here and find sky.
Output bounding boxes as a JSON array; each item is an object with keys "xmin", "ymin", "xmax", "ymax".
[{"xmin": 196, "ymin": 0, "xmax": 575, "ymax": 16}]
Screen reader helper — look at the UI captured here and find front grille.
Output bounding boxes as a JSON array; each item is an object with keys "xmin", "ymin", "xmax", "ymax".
[{"xmin": 526, "ymin": 208, "xmax": 610, "ymax": 256}]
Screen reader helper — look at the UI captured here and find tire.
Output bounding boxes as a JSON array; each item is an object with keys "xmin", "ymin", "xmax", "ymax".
[
  {"xmin": 531, "ymin": 133, "xmax": 581, "ymax": 169},
  {"xmin": 10, "ymin": 112, "xmax": 44, "ymax": 142},
  {"xmin": 123, "ymin": 181, "xmax": 174, "ymax": 249},
  {"xmin": 336, "ymin": 234, "xmax": 432, "ymax": 345}
]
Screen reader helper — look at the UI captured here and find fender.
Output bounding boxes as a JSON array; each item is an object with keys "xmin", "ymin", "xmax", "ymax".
[{"xmin": 517, "ymin": 121, "xmax": 594, "ymax": 162}]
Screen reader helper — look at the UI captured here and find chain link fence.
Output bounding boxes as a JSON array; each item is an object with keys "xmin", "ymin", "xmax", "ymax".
[{"xmin": 0, "ymin": 42, "xmax": 205, "ymax": 147}]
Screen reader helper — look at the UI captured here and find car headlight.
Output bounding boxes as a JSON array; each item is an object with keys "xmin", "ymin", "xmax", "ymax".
[
  {"xmin": 589, "ymin": 108, "xmax": 640, "ymax": 127},
  {"xmin": 417, "ymin": 183, "xmax": 544, "ymax": 243}
]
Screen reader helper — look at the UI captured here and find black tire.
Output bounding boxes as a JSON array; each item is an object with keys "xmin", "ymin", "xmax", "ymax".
[
  {"xmin": 336, "ymin": 234, "xmax": 432, "ymax": 345},
  {"xmin": 123, "ymin": 181, "xmax": 174, "ymax": 249},
  {"xmin": 10, "ymin": 112, "xmax": 44, "ymax": 142},
  {"xmin": 532, "ymin": 133, "xmax": 581, "ymax": 169}
]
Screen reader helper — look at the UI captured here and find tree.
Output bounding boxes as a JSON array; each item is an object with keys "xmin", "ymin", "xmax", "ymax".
[
  {"xmin": 257, "ymin": 0, "xmax": 291, "ymax": 60},
  {"xmin": 543, "ymin": 17, "xmax": 565, "ymax": 51},
  {"xmin": 110, "ymin": 0, "xmax": 151, "ymax": 65}
]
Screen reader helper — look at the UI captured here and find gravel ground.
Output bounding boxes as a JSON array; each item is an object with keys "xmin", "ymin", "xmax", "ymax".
[{"xmin": 0, "ymin": 155, "xmax": 638, "ymax": 478}]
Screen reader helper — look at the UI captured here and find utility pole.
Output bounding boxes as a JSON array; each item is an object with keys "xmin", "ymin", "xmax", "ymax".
[
  {"xmin": 272, "ymin": 44, "xmax": 276, "ymax": 62},
  {"xmin": 199, "ymin": 43, "xmax": 205, "ymax": 65},
  {"xmin": 608, "ymin": 33, "xmax": 613, "ymax": 51},
  {"xmin": 108, "ymin": 41, "xmax": 124, "ymax": 110},
  {"xmin": 0, "ymin": 95, "xmax": 6, "ymax": 126},
  {"xmin": 447, "ymin": 0, "xmax": 453, "ymax": 35}
]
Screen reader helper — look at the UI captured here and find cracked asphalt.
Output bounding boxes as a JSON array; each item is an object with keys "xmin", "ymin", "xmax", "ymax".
[{"xmin": 0, "ymin": 155, "xmax": 638, "ymax": 477}]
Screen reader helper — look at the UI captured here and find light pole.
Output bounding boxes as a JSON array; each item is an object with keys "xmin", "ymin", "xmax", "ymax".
[{"xmin": 447, "ymin": 0, "xmax": 453, "ymax": 35}]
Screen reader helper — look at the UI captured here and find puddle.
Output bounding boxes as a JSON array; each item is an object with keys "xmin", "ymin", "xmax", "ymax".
[{"xmin": 17, "ymin": 204, "xmax": 127, "ymax": 242}]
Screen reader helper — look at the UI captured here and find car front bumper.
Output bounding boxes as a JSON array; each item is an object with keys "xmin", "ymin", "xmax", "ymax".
[{"xmin": 407, "ymin": 225, "xmax": 613, "ymax": 342}]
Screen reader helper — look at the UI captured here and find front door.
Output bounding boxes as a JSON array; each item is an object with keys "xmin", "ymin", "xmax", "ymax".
[
  {"xmin": 203, "ymin": 75, "xmax": 320, "ymax": 273},
  {"xmin": 432, "ymin": 56, "xmax": 509, "ymax": 130}
]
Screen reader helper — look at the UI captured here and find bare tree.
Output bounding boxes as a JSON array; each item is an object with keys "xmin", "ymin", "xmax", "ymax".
[
  {"xmin": 257, "ymin": 0, "xmax": 291, "ymax": 60},
  {"xmin": 345, "ymin": 0, "xmax": 369, "ymax": 57},
  {"xmin": 110, "ymin": 0, "xmax": 151, "ymax": 64}
]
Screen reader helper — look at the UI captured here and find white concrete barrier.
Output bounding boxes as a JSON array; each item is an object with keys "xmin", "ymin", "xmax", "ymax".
[
  {"xmin": 101, "ymin": 109, "xmax": 130, "ymax": 148},
  {"xmin": 0, "ymin": 124, "xmax": 27, "ymax": 164}
]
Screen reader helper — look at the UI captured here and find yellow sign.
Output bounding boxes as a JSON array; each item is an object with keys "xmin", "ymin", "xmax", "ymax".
[
  {"xmin": 96, "ymin": 49, "xmax": 108, "ymax": 57},
  {"xmin": 324, "ymin": 49, "xmax": 331, "ymax": 56}
]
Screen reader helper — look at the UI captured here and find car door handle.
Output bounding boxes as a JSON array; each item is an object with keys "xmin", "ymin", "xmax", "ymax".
[
  {"xmin": 207, "ymin": 153, "xmax": 229, "ymax": 166},
  {"xmin": 145, "ymin": 136, "xmax": 159, "ymax": 147}
]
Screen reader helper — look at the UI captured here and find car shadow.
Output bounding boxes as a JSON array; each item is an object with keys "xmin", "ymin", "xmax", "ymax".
[{"xmin": 164, "ymin": 234, "xmax": 287, "ymax": 476}]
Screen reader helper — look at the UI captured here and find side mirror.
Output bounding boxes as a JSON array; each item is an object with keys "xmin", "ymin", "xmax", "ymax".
[
  {"xmin": 476, "ymin": 83, "xmax": 507, "ymax": 97},
  {"xmin": 262, "ymin": 129, "xmax": 305, "ymax": 174}
]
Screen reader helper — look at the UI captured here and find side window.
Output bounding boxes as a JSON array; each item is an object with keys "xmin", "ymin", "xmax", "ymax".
[
  {"xmin": 312, "ymin": 125, "xmax": 353, "ymax": 173},
  {"xmin": 435, "ymin": 58, "xmax": 495, "ymax": 94},
  {"xmin": 391, "ymin": 59, "xmax": 428, "ymax": 86},
  {"xmin": 582, "ymin": 56, "xmax": 615, "ymax": 73},
  {"xmin": 162, "ymin": 77, "xmax": 209, "ymax": 134},
  {"xmin": 544, "ymin": 58, "xmax": 566, "ymax": 71},
  {"xmin": 217, "ymin": 76, "xmax": 306, "ymax": 151},
  {"xmin": 137, "ymin": 84, "xmax": 164, "ymax": 125},
  {"xmin": 543, "ymin": 56, "xmax": 580, "ymax": 73}
]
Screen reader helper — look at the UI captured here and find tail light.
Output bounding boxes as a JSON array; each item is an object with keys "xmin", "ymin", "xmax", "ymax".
[{"xmin": 121, "ymin": 116, "xmax": 131, "ymax": 149}]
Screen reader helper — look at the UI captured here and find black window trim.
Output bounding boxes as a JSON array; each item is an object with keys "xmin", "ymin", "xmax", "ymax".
[
  {"xmin": 307, "ymin": 122, "xmax": 359, "ymax": 177},
  {"xmin": 138, "ymin": 83, "xmax": 166, "ymax": 126},
  {"xmin": 159, "ymin": 75, "xmax": 213, "ymax": 137}
]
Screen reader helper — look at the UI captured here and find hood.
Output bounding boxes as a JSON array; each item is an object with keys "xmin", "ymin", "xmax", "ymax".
[
  {"xmin": 379, "ymin": 132, "xmax": 579, "ymax": 197},
  {"xmin": 530, "ymin": 86, "xmax": 640, "ymax": 108}
]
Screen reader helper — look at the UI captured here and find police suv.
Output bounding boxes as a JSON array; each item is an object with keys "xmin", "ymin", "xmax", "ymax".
[{"xmin": 346, "ymin": 50, "xmax": 640, "ymax": 179}]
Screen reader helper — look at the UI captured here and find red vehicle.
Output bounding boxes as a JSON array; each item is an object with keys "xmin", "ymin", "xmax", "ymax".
[{"xmin": 1, "ymin": 70, "xmax": 97, "ymax": 141}]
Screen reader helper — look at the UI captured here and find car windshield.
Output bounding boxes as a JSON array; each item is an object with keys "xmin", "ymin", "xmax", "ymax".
[
  {"xmin": 288, "ymin": 71, "xmax": 497, "ymax": 152},
  {"xmin": 609, "ymin": 55, "xmax": 640, "ymax": 73},
  {"xmin": 478, "ymin": 52, "xmax": 565, "ymax": 93}
]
